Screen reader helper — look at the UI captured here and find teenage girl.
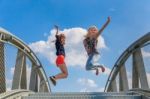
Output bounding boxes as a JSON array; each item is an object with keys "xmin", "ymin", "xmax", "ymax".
[
  {"xmin": 50, "ymin": 25, "xmax": 68, "ymax": 86},
  {"xmin": 83, "ymin": 17, "xmax": 111, "ymax": 75}
]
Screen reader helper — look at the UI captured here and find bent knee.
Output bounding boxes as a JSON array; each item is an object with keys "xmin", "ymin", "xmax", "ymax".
[
  {"xmin": 65, "ymin": 73, "xmax": 68, "ymax": 78},
  {"xmin": 63, "ymin": 72, "xmax": 68, "ymax": 78}
]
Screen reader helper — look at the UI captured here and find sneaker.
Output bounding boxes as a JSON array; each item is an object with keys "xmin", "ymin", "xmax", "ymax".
[
  {"xmin": 96, "ymin": 69, "xmax": 99, "ymax": 76},
  {"xmin": 100, "ymin": 66, "xmax": 105, "ymax": 72},
  {"xmin": 96, "ymin": 65, "xmax": 105, "ymax": 72},
  {"xmin": 49, "ymin": 76, "xmax": 56, "ymax": 86}
]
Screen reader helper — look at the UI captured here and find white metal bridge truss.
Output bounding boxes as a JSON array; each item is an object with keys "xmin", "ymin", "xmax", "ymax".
[{"xmin": 0, "ymin": 28, "xmax": 149, "ymax": 99}]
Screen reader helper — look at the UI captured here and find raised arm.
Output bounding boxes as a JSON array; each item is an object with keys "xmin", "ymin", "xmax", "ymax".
[
  {"xmin": 54, "ymin": 25, "xmax": 59, "ymax": 36},
  {"xmin": 96, "ymin": 17, "xmax": 111, "ymax": 38}
]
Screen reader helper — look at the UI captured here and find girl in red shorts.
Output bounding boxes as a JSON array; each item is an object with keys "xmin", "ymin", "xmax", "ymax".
[{"xmin": 50, "ymin": 25, "xmax": 68, "ymax": 86}]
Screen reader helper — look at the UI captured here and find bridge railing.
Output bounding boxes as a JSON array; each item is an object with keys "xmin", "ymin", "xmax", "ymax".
[
  {"xmin": 104, "ymin": 32, "xmax": 150, "ymax": 92},
  {"xmin": 0, "ymin": 28, "xmax": 51, "ymax": 94}
]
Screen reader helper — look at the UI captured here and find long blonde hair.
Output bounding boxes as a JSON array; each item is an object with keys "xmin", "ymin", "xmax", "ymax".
[{"xmin": 85, "ymin": 25, "xmax": 98, "ymax": 38}]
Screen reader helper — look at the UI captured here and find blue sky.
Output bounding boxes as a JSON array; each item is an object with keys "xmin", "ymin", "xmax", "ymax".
[{"xmin": 0, "ymin": 0, "xmax": 150, "ymax": 92}]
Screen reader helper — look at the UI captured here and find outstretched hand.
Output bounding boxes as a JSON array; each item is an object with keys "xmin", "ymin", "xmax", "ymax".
[
  {"xmin": 54, "ymin": 25, "xmax": 59, "ymax": 30},
  {"xmin": 107, "ymin": 16, "xmax": 111, "ymax": 22},
  {"xmin": 54, "ymin": 25, "xmax": 59, "ymax": 35},
  {"xmin": 96, "ymin": 16, "xmax": 111, "ymax": 38}
]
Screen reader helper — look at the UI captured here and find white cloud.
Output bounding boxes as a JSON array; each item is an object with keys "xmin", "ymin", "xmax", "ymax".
[
  {"xmin": 128, "ymin": 77, "xmax": 132, "ymax": 89},
  {"xmin": 142, "ymin": 50, "xmax": 150, "ymax": 58},
  {"xmin": 7, "ymin": 87, "xmax": 11, "ymax": 91},
  {"xmin": 147, "ymin": 73, "xmax": 150, "ymax": 87},
  {"xmin": 97, "ymin": 88, "xmax": 104, "ymax": 92},
  {"xmin": 77, "ymin": 78, "xmax": 105, "ymax": 92},
  {"xmin": 26, "ymin": 66, "xmax": 31, "ymax": 90},
  {"xmin": 77, "ymin": 78, "xmax": 97, "ymax": 88},
  {"xmin": 29, "ymin": 27, "xmax": 107, "ymax": 68},
  {"xmin": 6, "ymin": 79, "xmax": 12, "ymax": 91},
  {"xmin": 79, "ymin": 87, "xmax": 104, "ymax": 92},
  {"xmin": 44, "ymin": 32, "xmax": 48, "ymax": 37},
  {"xmin": 11, "ymin": 67, "xmax": 15, "ymax": 75}
]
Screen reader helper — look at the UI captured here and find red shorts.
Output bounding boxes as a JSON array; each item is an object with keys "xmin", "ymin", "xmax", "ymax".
[{"xmin": 56, "ymin": 55, "xmax": 65, "ymax": 66}]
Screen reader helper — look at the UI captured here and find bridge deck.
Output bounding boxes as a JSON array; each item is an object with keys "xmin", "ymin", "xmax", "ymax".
[{"xmin": 22, "ymin": 92, "xmax": 142, "ymax": 99}]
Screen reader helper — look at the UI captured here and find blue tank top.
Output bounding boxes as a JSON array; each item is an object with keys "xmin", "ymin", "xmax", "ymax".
[{"xmin": 55, "ymin": 35, "xmax": 65, "ymax": 57}]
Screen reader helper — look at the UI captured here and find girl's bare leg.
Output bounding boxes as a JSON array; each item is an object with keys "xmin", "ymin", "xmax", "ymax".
[{"xmin": 54, "ymin": 63, "xmax": 68, "ymax": 80}]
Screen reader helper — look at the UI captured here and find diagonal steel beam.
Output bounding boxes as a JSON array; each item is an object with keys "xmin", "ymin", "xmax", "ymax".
[
  {"xmin": 107, "ymin": 79, "xmax": 117, "ymax": 92},
  {"xmin": 39, "ymin": 79, "xmax": 49, "ymax": 92},
  {"xmin": 132, "ymin": 48, "xmax": 148, "ymax": 89},
  {"xmin": 12, "ymin": 49, "xmax": 27, "ymax": 90},
  {"xmin": 29, "ymin": 64, "xmax": 38, "ymax": 92},
  {"xmin": 119, "ymin": 64, "xmax": 129, "ymax": 91},
  {"xmin": 20, "ymin": 56, "xmax": 27, "ymax": 89},
  {"xmin": 0, "ymin": 42, "xmax": 6, "ymax": 93}
]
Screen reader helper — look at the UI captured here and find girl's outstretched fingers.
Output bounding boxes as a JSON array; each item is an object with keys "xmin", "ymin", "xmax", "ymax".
[
  {"xmin": 54, "ymin": 25, "xmax": 59, "ymax": 29},
  {"xmin": 108, "ymin": 16, "xmax": 111, "ymax": 21}
]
